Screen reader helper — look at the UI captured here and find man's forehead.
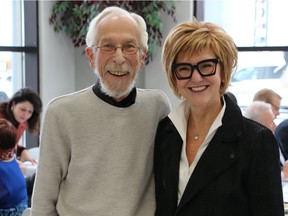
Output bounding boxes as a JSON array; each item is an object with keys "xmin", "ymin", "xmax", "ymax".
[
  {"xmin": 99, "ymin": 13, "xmax": 138, "ymax": 28},
  {"xmin": 99, "ymin": 36, "xmax": 137, "ymax": 43},
  {"xmin": 96, "ymin": 14, "xmax": 140, "ymax": 43}
]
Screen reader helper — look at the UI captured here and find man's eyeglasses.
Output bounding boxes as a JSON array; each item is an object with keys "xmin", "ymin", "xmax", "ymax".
[
  {"xmin": 92, "ymin": 44, "xmax": 141, "ymax": 55},
  {"xmin": 172, "ymin": 58, "xmax": 220, "ymax": 80},
  {"xmin": 271, "ymin": 104, "xmax": 280, "ymax": 113}
]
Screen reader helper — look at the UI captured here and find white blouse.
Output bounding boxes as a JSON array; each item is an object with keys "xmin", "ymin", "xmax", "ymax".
[{"xmin": 168, "ymin": 98, "xmax": 226, "ymax": 204}]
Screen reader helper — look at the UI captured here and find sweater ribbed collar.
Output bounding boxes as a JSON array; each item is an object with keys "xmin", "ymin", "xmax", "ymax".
[{"xmin": 92, "ymin": 80, "xmax": 136, "ymax": 108}]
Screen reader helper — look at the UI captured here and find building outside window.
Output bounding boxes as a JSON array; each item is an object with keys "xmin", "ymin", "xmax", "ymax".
[
  {"xmin": 196, "ymin": 0, "xmax": 288, "ymax": 124},
  {"xmin": 0, "ymin": 0, "xmax": 39, "ymax": 147}
]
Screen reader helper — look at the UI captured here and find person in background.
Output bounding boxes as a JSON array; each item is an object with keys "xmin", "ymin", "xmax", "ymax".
[
  {"xmin": 0, "ymin": 118, "xmax": 28, "ymax": 215},
  {"xmin": 275, "ymin": 119, "xmax": 288, "ymax": 159},
  {"xmin": 244, "ymin": 101, "xmax": 288, "ymax": 181},
  {"xmin": 0, "ymin": 87, "xmax": 42, "ymax": 165},
  {"xmin": 244, "ymin": 101, "xmax": 277, "ymax": 132},
  {"xmin": 0, "ymin": 87, "xmax": 42, "ymax": 208},
  {"xmin": 253, "ymin": 88, "xmax": 282, "ymax": 118},
  {"xmin": 154, "ymin": 19, "xmax": 284, "ymax": 216},
  {"xmin": 31, "ymin": 6, "xmax": 170, "ymax": 216}
]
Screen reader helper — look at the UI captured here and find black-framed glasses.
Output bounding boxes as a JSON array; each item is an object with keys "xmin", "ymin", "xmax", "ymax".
[
  {"xmin": 92, "ymin": 44, "xmax": 142, "ymax": 55},
  {"xmin": 172, "ymin": 58, "xmax": 220, "ymax": 80}
]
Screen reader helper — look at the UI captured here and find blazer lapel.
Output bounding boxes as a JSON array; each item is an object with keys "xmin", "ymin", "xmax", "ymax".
[
  {"xmin": 176, "ymin": 94, "xmax": 244, "ymax": 213},
  {"xmin": 176, "ymin": 127, "xmax": 239, "ymax": 211},
  {"xmin": 161, "ymin": 128, "xmax": 183, "ymax": 210}
]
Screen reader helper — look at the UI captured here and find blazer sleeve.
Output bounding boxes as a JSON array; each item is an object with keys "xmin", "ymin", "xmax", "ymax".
[{"xmin": 246, "ymin": 126, "xmax": 284, "ymax": 216}]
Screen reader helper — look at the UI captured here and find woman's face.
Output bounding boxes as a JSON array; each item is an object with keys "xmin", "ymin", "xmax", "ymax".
[
  {"xmin": 174, "ymin": 48, "xmax": 222, "ymax": 108},
  {"xmin": 12, "ymin": 101, "xmax": 34, "ymax": 123}
]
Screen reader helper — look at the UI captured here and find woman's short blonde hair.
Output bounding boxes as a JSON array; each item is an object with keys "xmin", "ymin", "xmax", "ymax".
[{"xmin": 162, "ymin": 19, "xmax": 238, "ymax": 98}]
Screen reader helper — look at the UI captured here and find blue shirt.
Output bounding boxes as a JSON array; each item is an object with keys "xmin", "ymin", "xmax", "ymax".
[{"xmin": 0, "ymin": 158, "xmax": 28, "ymax": 208}]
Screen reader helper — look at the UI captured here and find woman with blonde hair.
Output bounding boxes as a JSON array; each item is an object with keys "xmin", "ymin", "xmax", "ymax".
[{"xmin": 154, "ymin": 19, "xmax": 284, "ymax": 216}]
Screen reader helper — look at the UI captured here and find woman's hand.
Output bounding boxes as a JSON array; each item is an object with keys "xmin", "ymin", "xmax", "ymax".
[{"xmin": 19, "ymin": 149, "xmax": 37, "ymax": 165}]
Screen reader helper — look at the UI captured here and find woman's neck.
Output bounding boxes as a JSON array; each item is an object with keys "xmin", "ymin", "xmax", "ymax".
[{"xmin": 188, "ymin": 98, "xmax": 223, "ymax": 130}]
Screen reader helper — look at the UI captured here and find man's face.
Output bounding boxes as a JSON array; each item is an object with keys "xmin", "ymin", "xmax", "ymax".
[
  {"xmin": 85, "ymin": 14, "xmax": 146, "ymax": 101},
  {"xmin": 270, "ymin": 97, "xmax": 281, "ymax": 118}
]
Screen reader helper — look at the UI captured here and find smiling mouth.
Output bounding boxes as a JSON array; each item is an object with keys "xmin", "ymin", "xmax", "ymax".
[
  {"xmin": 190, "ymin": 86, "xmax": 207, "ymax": 92},
  {"xmin": 108, "ymin": 70, "xmax": 129, "ymax": 76}
]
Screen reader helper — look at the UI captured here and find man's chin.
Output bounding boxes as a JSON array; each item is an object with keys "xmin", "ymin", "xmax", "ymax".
[
  {"xmin": 100, "ymin": 80, "xmax": 134, "ymax": 99},
  {"xmin": 101, "ymin": 85, "xmax": 131, "ymax": 99}
]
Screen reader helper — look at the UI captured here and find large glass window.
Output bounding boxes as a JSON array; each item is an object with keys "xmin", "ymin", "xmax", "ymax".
[
  {"xmin": 195, "ymin": 0, "xmax": 288, "ymax": 124},
  {"xmin": 0, "ymin": 0, "xmax": 39, "ymax": 147}
]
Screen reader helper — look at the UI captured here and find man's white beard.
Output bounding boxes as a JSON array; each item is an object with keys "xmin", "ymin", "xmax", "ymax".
[
  {"xmin": 95, "ymin": 68, "xmax": 135, "ymax": 99},
  {"xmin": 99, "ymin": 77, "xmax": 135, "ymax": 99}
]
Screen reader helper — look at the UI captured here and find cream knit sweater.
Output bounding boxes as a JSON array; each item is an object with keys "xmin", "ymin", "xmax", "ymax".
[{"xmin": 31, "ymin": 86, "xmax": 170, "ymax": 216}]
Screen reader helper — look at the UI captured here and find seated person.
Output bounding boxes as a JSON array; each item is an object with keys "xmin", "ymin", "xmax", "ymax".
[
  {"xmin": 0, "ymin": 87, "xmax": 42, "ymax": 164},
  {"xmin": 275, "ymin": 119, "xmax": 288, "ymax": 156},
  {"xmin": 0, "ymin": 88, "xmax": 42, "ymax": 179},
  {"xmin": 245, "ymin": 101, "xmax": 288, "ymax": 180},
  {"xmin": 253, "ymin": 88, "xmax": 282, "ymax": 118},
  {"xmin": 0, "ymin": 118, "xmax": 28, "ymax": 215}
]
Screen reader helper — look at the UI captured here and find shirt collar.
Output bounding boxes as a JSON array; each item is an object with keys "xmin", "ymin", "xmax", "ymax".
[
  {"xmin": 92, "ymin": 79, "xmax": 136, "ymax": 108},
  {"xmin": 168, "ymin": 97, "xmax": 226, "ymax": 142}
]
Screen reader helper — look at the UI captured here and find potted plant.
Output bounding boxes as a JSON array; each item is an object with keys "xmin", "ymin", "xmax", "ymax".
[{"xmin": 49, "ymin": 0, "xmax": 176, "ymax": 64}]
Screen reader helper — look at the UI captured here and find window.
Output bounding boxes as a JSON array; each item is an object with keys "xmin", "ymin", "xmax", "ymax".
[
  {"xmin": 0, "ymin": 0, "xmax": 39, "ymax": 147},
  {"xmin": 195, "ymin": 0, "xmax": 288, "ymax": 124}
]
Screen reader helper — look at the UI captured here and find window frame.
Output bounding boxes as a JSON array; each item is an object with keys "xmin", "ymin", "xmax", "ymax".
[{"xmin": 0, "ymin": 0, "xmax": 39, "ymax": 148}]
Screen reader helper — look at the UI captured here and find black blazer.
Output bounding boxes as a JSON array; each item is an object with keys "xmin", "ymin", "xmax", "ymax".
[{"xmin": 154, "ymin": 95, "xmax": 284, "ymax": 216}]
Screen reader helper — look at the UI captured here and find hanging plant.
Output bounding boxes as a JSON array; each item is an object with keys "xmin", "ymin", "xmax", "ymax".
[{"xmin": 49, "ymin": 0, "xmax": 176, "ymax": 65}]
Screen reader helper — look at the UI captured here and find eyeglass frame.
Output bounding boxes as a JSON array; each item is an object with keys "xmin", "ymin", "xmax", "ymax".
[
  {"xmin": 91, "ymin": 44, "xmax": 142, "ymax": 55},
  {"xmin": 271, "ymin": 103, "xmax": 280, "ymax": 113},
  {"xmin": 172, "ymin": 58, "xmax": 221, "ymax": 80}
]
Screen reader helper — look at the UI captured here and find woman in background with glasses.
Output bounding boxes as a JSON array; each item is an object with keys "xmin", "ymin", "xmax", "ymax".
[{"xmin": 154, "ymin": 19, "xmax": 284, "ymax": 216}]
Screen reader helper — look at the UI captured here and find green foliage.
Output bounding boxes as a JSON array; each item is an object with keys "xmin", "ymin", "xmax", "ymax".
[{"xmin": 49, "ymin": 0, "xmax": 176, "ymax": 65}]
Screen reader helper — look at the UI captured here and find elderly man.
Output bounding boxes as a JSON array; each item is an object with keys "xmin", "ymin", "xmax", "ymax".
[
  {"xmin": 31, "ymin": 6, "xmax": 170, "ymax": 216},
  {"xmin": 245, "ymin": 101, "xmax": 288, "ymax": 179}
]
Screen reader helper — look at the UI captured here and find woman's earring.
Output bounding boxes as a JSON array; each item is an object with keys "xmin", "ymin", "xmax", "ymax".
[{"xmin": 11, "ymin": 106, "xmax": 13, "ymax": 111}]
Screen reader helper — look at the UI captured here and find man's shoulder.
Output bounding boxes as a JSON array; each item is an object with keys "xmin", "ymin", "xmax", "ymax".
[
  {"xmin": 137, "ymin": 88, "xmax": 170, "ymax": 104},
  {"xmin": 136, "ymin": 88, "xmax": 171, "ymax": 115},
  {"xmin": 48, "ymin": 86, "xmax": 93, "ymax": 107},
  {"xmin": 137, "ymin": 88, "xmax": 168, "ymax": 99}
]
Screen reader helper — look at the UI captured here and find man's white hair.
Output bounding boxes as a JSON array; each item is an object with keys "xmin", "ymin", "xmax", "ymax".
[
  {"xmin": 244, "ymin": 101, "xmax": 273, "ymax": 122},
  {"xmin": 85, "ymin": 6, "xmax": 148, "ymax": 51}
]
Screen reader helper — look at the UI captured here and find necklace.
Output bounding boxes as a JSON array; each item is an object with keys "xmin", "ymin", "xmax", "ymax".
[{"xmin": 193, "ymin": 134, "xmax": 200, "ymax": 140}]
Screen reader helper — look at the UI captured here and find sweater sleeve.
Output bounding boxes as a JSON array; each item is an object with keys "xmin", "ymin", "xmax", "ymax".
[{"xmin": 31, "ymin": 99, "xmax": 71, "ymax": 216}]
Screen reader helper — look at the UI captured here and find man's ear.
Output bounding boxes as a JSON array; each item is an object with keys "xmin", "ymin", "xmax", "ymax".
[
  {"xmin": 85, "ymin": 47, "xmax": 95, "ymax": 68},
  {"xmin": 139, "ymin": 48, "xmax": 147, "ymax": 69}
]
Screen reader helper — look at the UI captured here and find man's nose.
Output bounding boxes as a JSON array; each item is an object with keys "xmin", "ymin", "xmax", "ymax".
[{"xmin": 113, "ymin": 48, "xmax": 126, "ymax": 64}]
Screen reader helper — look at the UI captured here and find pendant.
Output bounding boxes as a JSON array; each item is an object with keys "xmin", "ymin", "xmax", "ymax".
[{"xmin": 194, "ymin": 135, "xmax": 199, "ymax": 140}]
